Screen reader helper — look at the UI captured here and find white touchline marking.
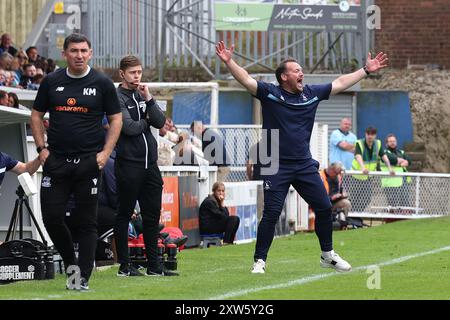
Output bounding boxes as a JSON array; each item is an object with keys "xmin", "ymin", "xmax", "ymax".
[{"xmin": 209, "ymin": 246, "xmax": 450, "ymax": 300}]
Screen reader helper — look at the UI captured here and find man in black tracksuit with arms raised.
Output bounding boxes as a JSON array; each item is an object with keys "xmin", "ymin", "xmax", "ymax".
[{"xmin": 114, "ymin": 55, "xmax": 173, "ymax": 277}]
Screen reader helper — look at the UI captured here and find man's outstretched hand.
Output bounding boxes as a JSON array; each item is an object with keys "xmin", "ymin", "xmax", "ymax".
[
  {"xmin": 366, "ymin": 52, "xmax": 389, "ymax": 73},
  {"xmin": 216, "ymin": 41, "xmax": 235, "ymax": 64}
]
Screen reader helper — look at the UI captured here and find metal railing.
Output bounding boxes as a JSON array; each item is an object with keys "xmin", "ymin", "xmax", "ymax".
[
  {"xmin": 83, "ymin": 0, "xmax": 372, "ymax": 74},
  {"xmin": 176, "ymin": 124, "xmax": 329, "ymax": 182},
  {"xmin": 343, "ymin": 171, "xmax": 450, "ymax": 219}
]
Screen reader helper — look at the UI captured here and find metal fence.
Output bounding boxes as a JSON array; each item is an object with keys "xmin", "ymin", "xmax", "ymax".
[
  {"xmin": 344, "ymin": 171, "xmax": 450, "ymax": 219},
  {"xmin": 84, "ymin": 0, "xmax": 373, "ymax": 75},
  {"xmin": 176, "ymin": 124, "xmax": 329, "ymax": 182}
]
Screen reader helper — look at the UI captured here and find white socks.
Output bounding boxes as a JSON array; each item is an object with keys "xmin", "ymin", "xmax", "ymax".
[{"xmin": 322, "ymin": 250, "xmax": 335, "ymax": 259}]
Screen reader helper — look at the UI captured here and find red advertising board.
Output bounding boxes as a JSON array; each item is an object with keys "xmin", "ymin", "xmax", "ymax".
[{"xmin": 160, "ymin": 177, "xmax": 180, "ymax": 228}]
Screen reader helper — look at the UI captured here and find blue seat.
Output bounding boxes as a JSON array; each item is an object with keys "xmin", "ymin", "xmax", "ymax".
[{"xmin": 200, "ymin": 234, "xmax": 223, "ymax": 249}]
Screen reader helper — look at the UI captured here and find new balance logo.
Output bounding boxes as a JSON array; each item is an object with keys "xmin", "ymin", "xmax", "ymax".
[
  {"xmin": 83, "ymin": 88, "xmax": 97, "ymax": 96},
  {"xmin": 56, "ymin": 87, "xmax": 65, "ymax": 92}
]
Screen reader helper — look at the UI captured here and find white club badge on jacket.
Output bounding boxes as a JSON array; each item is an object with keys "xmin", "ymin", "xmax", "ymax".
[{"xmin": 139, "ymin": 101, "xmax": 147, "ymax": 113}]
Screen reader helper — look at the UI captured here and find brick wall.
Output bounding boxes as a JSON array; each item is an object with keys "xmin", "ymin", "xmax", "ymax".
[{"xmin": 375, "ymin": 0, "xmax": 450, "ymax": 69}]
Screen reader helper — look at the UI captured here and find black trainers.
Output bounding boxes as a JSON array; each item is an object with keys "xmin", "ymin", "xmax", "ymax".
[
  {"xmin": 80, "ymin": 277, "xmax": 89, "ymax": 291},
  {"xmin": 146, "ymin": 266, "xmax": 179, "ymax": 277},
  {"xmin": 117, "ymin": 264, "xmax": 144, "ymax": 277}
]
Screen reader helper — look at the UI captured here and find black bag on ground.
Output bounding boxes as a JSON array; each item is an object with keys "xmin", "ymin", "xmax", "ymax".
[{"xmin": 0, "ymin": 240, "xmax": 54, "ymax": 284}]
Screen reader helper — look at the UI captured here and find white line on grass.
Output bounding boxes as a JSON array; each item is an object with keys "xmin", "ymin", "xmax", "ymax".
[{"xmin": 209, "ymin": 246, "xmax": 450, "ymax": 300}]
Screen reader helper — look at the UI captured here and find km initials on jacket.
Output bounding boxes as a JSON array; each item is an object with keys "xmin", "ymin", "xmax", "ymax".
[{"xmin": 83, "ymin": 88, "xmax": 97, "ymax": 96}]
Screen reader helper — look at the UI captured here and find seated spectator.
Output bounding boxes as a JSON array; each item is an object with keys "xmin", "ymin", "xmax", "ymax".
[
  {"xmin": 319, "ymin": 162, "xmax": 351, "ymax": 221},
  {"xmin": 199, "ymin": 182, "xmax": 240, "ymax": 244},
  {"xmin": 2, "ymin": 70, "xmax": 19, "ymax": 87},
  {"xmin": 0, "ymin": 33, "xmax": 18, "ymax": 57},
  {"xmin": 0, "ymin": 69, "xmax": 8, "ymax": 86},
  {"xmin": 166, "ymin": 118, "xmax": 179, "ymax": 133},
  {"xmin": 46, "ymin": 59, "xmax": 58, "ymax": 74},
  {"xmin": 0, "ymin": 52, "xmax": 14, "ymax": 72},
  {"xmin": 35, "ymin": 67, "xmax": 45, "ymax": 77},
  {"xmin": 10, "ymin": 51, "xmax": 27, "ymax": 81},
  {"xmin": 159, "ymin": 118, "xmax": 180, "ymax": 144},
  {"xmin": 15, "ymin": 50, "xmax": 28, "ymax": 65},
  {"xmin": 26, "ymin": 46, "xmax": 41, "ymax": 65},
  {"xmin": 7, "ymin": 92, "xmax": 28, "ymax": 111},
  {"xmin": 28, "ymin": 73, "xmax": 44, "ymax": 90},
  {"xmin": 34, "ymin": 59, "xmax": 48, "ymax": 75},
  {"xmin": 7, "ymin": 92, "xmax": 19, "ymax": 108},
  {"xmin": 0, "ymin": 90, "xmax": 8, "ymax": 106},
  {"xmin": 19, "ymin": 63, "xmax": 36, "ymax": 88}
]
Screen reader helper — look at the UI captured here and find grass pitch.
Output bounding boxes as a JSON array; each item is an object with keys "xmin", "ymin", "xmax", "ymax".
[{"xmin": 1, "ymin": 216, "xmax": 449, "ymax": 300}]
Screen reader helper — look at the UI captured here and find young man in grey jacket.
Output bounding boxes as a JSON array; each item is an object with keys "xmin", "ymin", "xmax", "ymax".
[{"xmin": 114, "ymin": 55, "xmax": 173, "ymax": 276}]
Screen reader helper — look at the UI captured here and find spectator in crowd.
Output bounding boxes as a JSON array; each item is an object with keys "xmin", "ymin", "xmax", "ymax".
[
  {"xmin": 0, "ymin": 52, "xmax": 14, "ymax": 71},
  {"xmin": 46, "ymin": 59, "xmax": 58, "ymax": 74},
  {"xmin": 0, "ymin": 90, "xmax": 8, "ymax": 106},
  {"xmin": 191, "ymin": 121, "xmax": 231, "ymax": 181},
  {"xmin": 35, "ymin": 67, "xmax": 45, "ymax": 77},
  {"xmin": 19, "ymin": 63, "xmax": 36, "ymax": 88},
  {"xmin": 381, "ymin": 134, "xmax": 412, "ymax": 208},
  {"xmin": 35, "ymin": 58, "xmax": 48, "ymax": 74},
  {"xmin": 159, "ymin": 118, "xmax": 180, "ymax": 144},
  {"xmin": 0, "ymin": 33, "xmax": 18, "ymax": 57},
  {"xmin": 158, "ymin": 119, "xmax": 179, "ymax": 166},
  {"xmin": 199, "ymin": 182, "xmax": 240, "ymax": 245},
  {"xmin": 28, "ymin": 74, "xmax": 44, "ymax": 90},
  {"xmin": 329, "ymin": 118, "xmax": 357, "ymax": 170},
  {"xmin": 26, "ymin": 46, "xmax": 40, "ymax": 64},
  {"xmin": 351, "ymin": 127, "xmax": 395, "ymax": 212},
  {"xmin": 10, "ymin": 56, "xmax": 20, "ymax": 70},
  {"xmin": 319, "ymin": 162, "xmax": 351, "ymax": 221},
  {"xmin": 2, "ymin": 70, "xmax": 19, "ymax": 87},
  {"xmin": 7, "ymin": 92, "xmax": 19, "ymax": 109},
  {"xmin": 0, "ymin": 69, "xmax": 9, "ymax": 86},
  {"xmin": 11, "ymin": 50, "xmax": 28, "ymax": 80},
  {"xmin": 15, "ymin": 50, "xmax": 28, "ymax": 65}
]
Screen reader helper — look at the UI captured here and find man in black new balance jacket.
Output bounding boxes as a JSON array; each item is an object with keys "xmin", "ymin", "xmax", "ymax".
[{"xmin": 114, "ymin": 55, "xmax": 174, "ymax": 277}]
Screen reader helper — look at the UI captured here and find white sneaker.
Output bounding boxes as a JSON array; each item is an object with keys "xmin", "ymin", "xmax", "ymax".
[
  {"xmin": 251, "ymin": 259, "xmax": 266, "ymax": 274},
  {"xmin": 320, "ymin": 252, "xmax": 352, "ymax": 273}
]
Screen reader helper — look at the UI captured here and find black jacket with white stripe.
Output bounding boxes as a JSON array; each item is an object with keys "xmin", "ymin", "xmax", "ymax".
[{"xmin": 116, "ymin": 86, "xmax": 166, "ymax": 168}]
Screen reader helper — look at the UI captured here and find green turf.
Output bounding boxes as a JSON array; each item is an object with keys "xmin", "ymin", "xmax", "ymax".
[{"xmin": 1, "ymin": 216, "xmax": 449, "ymax": 300}]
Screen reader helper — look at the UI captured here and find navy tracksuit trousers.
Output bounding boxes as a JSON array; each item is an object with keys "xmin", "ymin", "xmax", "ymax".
[{"xmin": 254, "ymin": 160, "xmax": 333, "ymax": 262}]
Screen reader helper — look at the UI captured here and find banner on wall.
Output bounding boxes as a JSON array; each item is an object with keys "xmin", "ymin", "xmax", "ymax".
[
  {"xmin": 160, "ymin": 177, "xmax": 180, "ymax": 228},
  {"xmin": 224, "ymin": 182, "xmax": 259, "ymax": 243},
  {"xmin": 178, "ymin": 176, "xmax": 201, "ymax": 248},
  {"xmin": 214, "ymin": 2, "xmax": 361, "ymax": 32}
]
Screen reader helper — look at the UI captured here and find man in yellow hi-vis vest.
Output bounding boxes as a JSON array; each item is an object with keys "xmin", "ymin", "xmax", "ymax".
[
  {"xmin": 381, "ymin": 134, "xmax": 412, "ymax": 209},
  {"xmin": 351, "ymin": 127, "xmax": 395, "ymax": 212}
]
